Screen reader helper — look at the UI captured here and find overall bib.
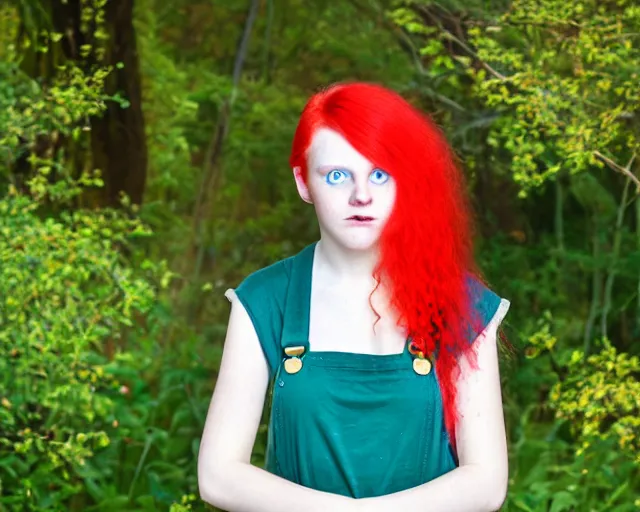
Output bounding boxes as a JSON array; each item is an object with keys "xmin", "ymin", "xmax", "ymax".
[{"xmin": 232, "ymin": 242, "xmax": 508, "ymax": 498}]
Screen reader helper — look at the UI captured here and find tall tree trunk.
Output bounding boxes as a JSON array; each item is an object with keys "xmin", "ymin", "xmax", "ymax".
[
  {"xmin": 50, "ymin": 0, "xmax": 147, "ymax": 206},
  {"xmin": 90, "ymin": 0, "xmax": 147, "ymax": 206},
  {"xmin": 177, "ymin": 0, "xmax": 259, "ymax": 324},
  {"xmin": 15, "ymin": 1, "xmax": 146, "ymax": 207},
  {"xmin": 189, "ymin": 0, "xmax": 259, "ymax": 269}
]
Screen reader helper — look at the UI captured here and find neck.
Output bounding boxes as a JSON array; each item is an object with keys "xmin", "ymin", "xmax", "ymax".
[{"xmin": 315, "ymin": 237, "xmax": 381, "ymax": 285}]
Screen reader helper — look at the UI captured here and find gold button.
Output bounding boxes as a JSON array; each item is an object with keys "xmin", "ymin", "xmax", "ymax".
[
  {"xmin": 413, "ymin": 358, "xmax": 432, "ymax": 376},
  {"xmin": 284, "ymin": 357, "xmax": 303, "ymax": 374}
]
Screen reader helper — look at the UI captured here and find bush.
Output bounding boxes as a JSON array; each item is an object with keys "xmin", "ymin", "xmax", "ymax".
[{"xmin": 0, "ymin": 189, "xmax": 160, "ymax": 510}]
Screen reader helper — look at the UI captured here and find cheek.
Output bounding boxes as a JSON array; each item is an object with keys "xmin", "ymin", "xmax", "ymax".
[
  {"xmin": 314, "ymin": 197, "xmax": 341, "ymax": 219},
  {"xmin": 310, "ymin": 181, "xmax": 341, "ymax": 207},
  {"xmin": 308, "ymin": 182, "xmax": 330, "ymax": 210},
  {"xmin": 313, "ymin": 192, "xmax": 350, "ymax": 226},
  {"xmin": 375, "ymin": 185, "xmax": 397, "ymax": 213}
]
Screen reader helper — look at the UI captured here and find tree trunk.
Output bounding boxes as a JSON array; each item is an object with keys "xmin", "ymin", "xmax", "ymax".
[
  {"xmin": 90, "ymin": 0, "xmax": 147, "ymax": 206},
  {"xmin": 601, "ymin": 178, "xmax": 632, "ymax": 339},
  {"xmin": 189, "ymin": 0, "xmax": 260, "ymax": 273},
  {"xmin": 584, "ymin": 215, "xmax": 603, "ymax": 355},
  {"xmin": 637, "ymin": 175, "xmax": 640, "ymax": 334},
  {"xmin": 49, "ymin": 0, "xmax": 147, "ymax": 206},
  {"xmin": 16, "ymin": 1, "xmax": 147, "ymax": 207}
]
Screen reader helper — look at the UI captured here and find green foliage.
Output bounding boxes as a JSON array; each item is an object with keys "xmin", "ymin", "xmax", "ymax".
[
  {"xmin": 506, "ymin": 427, "xmax": 639, "ymax": 511},
  {"xmin": 392, "ymin": 4, "xmax": 640, "ymax": 506},
  {"xmin": 467, "ymin": 0, "xmax": 640, "ymax": 195},
  {"xmin": 168, "ymin": 494, "xmax": 198, "ymax": 512},
  {"xmin": 0, "ymin": 188, "xmax": 159, "ymax": 509},
  {"xmin": 135, "ymin": 2, "xmax": 201, "ymax": 213},
  {"xmin": 0, "ymin": 23, "xmax": 111, "ymax": 202},
  {"xmin": 503, "ymin": 310, "xmax": 640, "ymax": 510},
  {"xmin": 0, "ymin": 5, "xmax": 204, "ymax": 509},
  {"xmin": 550, "ymin": 338, "xmax": 640, "ymax": 461},
  {"xmin": 2, "ymin": 0, "xmax": 639, "ymax": 510}
]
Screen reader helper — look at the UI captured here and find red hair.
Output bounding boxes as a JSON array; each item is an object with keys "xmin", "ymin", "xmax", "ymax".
[{"xmin": 289, "ymin": 82, "xmax": 485, "ymax": 455}]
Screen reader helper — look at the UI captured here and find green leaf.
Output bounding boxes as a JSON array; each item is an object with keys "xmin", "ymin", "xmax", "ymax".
[{"xmin": 549, "ymin": 491, "xmax": 578, "ymax": 512}]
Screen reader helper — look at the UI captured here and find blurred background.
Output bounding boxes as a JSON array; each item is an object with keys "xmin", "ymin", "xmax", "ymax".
[{"xmin": 0, "ymin": 0, "xmax": 638, "ymax": 510}]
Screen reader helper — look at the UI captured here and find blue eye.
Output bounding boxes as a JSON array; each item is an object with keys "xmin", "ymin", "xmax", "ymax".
[
  {"xmin": 326, "ymin": 169, "xmax": 348, "ymax": 185},
  {"xmin": 370, "ymin": 168, "xmax": 390, "ymax": 185}
]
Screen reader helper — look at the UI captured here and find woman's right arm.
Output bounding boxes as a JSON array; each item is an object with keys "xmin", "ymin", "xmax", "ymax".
[{"xmin": 197, "ymin": 293, "xmax": 356, "ymax": 512}]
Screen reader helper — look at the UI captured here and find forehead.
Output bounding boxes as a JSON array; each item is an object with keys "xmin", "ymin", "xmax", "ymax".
[{"xmin": 307, "ymin": 127, "xmax": 373, "ymax": 171}]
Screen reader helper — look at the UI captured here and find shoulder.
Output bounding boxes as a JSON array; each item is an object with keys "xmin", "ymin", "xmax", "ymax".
[
  {"xmin": 229, "ymin": 255, "xmax": 294, "ymax": 332},
  {"xmin": 224, "ymin": 254, "xmax": 296, "ymax": 379},
  {"xmin": 235, "ymin": 256, "xmax": 293, "ymax": 300},
  {"xmin": 464, "ymin": 274, "xmax": 510, "ymax": 339}
]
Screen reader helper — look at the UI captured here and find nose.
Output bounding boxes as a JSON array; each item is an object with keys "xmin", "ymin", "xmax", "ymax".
[{"xmin": 349, "ymin": 179, "xmax": 372, "ymax": 206}]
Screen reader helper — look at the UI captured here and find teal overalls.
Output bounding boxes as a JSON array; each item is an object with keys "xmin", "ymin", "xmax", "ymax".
[{"xmin": 233, "ymin": 242, "xmax": 507, "ymax": 498}]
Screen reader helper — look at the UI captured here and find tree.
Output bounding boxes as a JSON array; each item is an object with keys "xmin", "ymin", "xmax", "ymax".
[{"xmin": 10, "ymin": 0, "xmax": 148, "ymax": 207}]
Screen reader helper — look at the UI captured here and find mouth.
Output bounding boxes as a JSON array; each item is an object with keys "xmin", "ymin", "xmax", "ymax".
[{"xmin": 346, "ymin": 215, "xmax": 375, "ymax": 222}]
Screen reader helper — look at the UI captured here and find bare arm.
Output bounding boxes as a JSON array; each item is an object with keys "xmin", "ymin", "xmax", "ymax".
[
  {"xmin": 197, "ymin": 290, "xmax": 357, "ymax": 512},
  {"xmin": 357, "ymin": 299, "xmax": 511, "ymax": 512}
]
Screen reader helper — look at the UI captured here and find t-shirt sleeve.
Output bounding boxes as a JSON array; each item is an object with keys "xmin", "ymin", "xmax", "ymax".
[
  {"xmin": 225, "ymin": 260, "xmax": 291, "ymax": 379},
  {"xmin": 465, "ymin": 275, "xmax": 510, "ymax": 342}
]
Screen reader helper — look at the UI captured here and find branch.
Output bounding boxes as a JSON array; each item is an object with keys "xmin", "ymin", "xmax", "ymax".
[
  {"xmin": 344, "ymin": 0, "xmax": 467, "ymax": 112},
  {"xmin": 594, "ymin": 151, "xmax": 639, "ymax": 193},
  {"xmin": 231, "ymin": 0, "xmax": 260, "ymax": 101},
  {"xmin": 186, "ymin": 0, "xmax": 260, "ymax": 294},
  {"xmin": 415, "ymin": 4, "xmax": 509, "ymax": 81}
]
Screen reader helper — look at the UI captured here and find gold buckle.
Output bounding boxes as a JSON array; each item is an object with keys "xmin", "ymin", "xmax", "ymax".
[
  {"xmin": 284, "ymin": 345, "xmax": 305, "ymax": 357},
  {"xmin": 283, "ymin": 345, "xmax": 305, "ymax": 374}
]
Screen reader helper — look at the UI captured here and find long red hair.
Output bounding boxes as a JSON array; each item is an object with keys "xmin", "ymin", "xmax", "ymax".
[{"xmin": 289, "ymin": 82, "xmax": 485, "ymax": 454}]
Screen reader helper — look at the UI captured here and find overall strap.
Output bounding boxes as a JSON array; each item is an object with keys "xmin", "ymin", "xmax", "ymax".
[{"xmin": 280, "ymin": 242, "xmax": 316, "ymax": 354}]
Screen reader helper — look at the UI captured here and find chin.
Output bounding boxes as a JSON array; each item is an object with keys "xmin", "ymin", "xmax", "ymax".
[{"xmin": 329, "ymin": 231, "xmax": 382, "ymax": 252}]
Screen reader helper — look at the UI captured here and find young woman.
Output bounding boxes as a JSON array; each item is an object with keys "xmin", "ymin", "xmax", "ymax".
[{"xmin": 198, "ymin": 82, "xmax": 511, "ymax": 512}]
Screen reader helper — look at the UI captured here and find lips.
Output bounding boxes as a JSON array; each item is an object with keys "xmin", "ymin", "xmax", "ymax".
[{"xmin": 347, "ymin": 215, "xmax": 374, "ymax": 221}]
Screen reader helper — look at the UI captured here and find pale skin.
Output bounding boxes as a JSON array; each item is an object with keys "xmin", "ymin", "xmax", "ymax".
[{"xmin": 197, "ymin": 128, "xmax": 510, "ymax": 511}]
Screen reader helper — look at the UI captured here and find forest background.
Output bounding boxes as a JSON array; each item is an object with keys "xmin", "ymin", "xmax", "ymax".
[{"xmin": 0, "ymin": 0, "xmax": 639, "ymax": 511}]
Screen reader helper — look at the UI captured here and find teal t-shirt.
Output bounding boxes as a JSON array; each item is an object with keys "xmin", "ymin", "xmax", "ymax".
[{"xmin": 232, "ymin": 242, "xmax": 508, "ymax": 498}]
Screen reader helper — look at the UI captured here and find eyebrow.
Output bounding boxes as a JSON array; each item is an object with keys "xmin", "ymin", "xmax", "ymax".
[
  {"xmin": 315, "ymin": 165, "xmax": 388, "ymax": 177},
  {"xmin": 315, "ymin": 165, "xmax": 350, "ymax": 173}
]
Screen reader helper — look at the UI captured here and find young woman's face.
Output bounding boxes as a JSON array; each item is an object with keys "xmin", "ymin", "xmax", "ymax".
[{"xmin": 294, "ymin": 127, "xmax": 397, "ymax": 252}]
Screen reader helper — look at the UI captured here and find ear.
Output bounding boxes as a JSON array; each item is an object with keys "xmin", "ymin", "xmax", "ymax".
[{"xmin": 293, "ymin": 166, "xmax": 313, "ymax": 204}]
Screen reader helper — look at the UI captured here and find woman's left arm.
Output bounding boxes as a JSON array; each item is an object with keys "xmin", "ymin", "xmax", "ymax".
[{"xmin": 358, "ymin": 303, "xmax": 510, "ymax": 512}]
